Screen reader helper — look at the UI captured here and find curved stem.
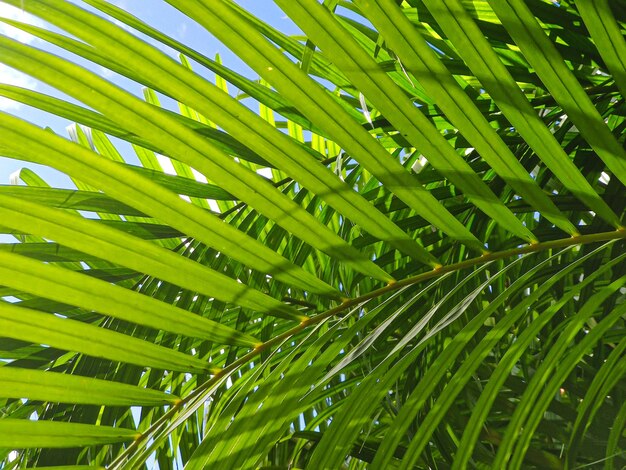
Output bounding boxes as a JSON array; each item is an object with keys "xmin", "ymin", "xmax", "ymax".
[{"xmin": 108, "ymin": 228, "xmax": 626, "ymax": 469}]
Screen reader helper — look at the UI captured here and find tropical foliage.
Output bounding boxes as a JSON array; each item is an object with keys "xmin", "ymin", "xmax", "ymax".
[{"xmin": 0, "ymin": 0, "xmax": 625, "ymax": 468}]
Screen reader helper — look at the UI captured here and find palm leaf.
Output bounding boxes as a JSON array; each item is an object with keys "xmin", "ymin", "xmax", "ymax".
[{"xmin": 0, "ymin": 0, "xmax": 624, "ymax": 468}]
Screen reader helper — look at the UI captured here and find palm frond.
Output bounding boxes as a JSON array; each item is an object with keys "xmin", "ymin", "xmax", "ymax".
[{"xmin": 0, "ymin": 0, "xmax": 625, "ymax": 468}]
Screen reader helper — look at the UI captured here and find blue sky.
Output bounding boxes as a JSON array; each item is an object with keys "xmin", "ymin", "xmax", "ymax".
[{"xmin": 0, "ymin": 0, "xmax": 302, "ymax": 186}]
